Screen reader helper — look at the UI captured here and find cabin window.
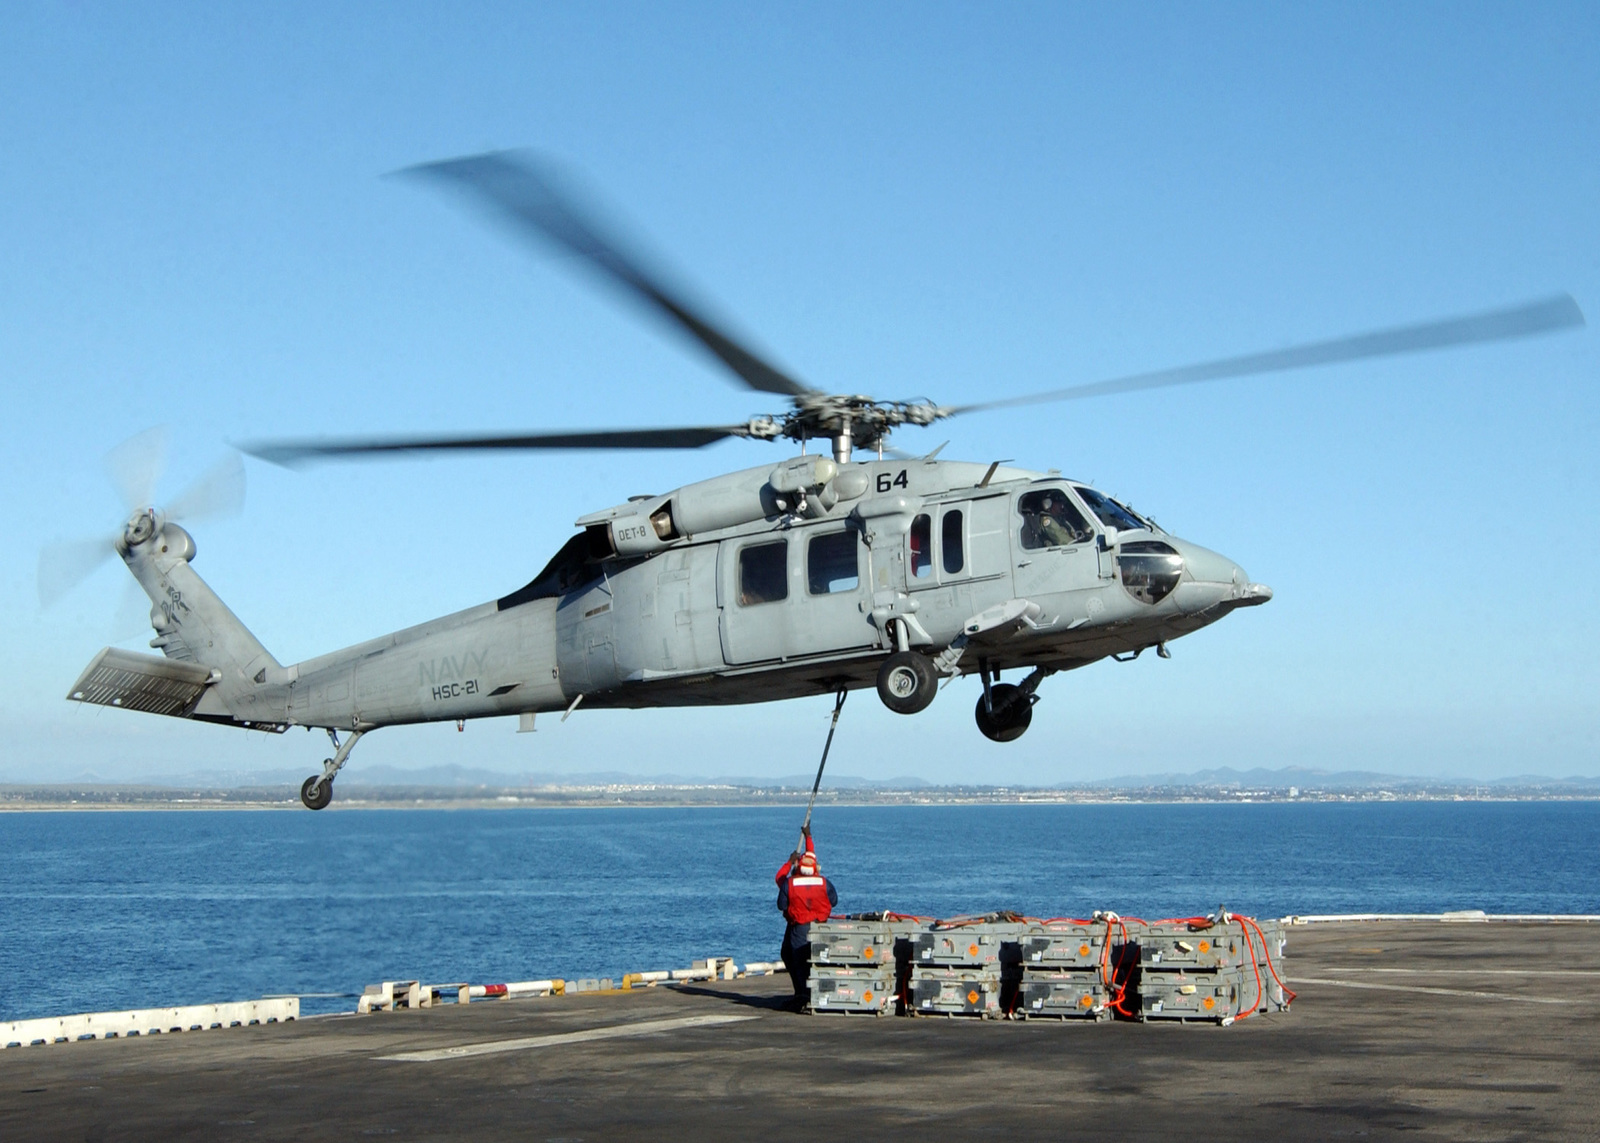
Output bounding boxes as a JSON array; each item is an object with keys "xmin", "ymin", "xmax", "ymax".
[
  {"xmin": 909, "ymin": 514, "xmax": 932, "ymax": 579},
  {"xmin": 1018, "ymin": 488, "xmax": 1093, "ymax": 550},
  {"xmin": 941, "ymin": 510, "xmax": 964, "ymax": 575},
  {"xmin": 807, "ymin": 529, "xmax": 860, "ymax": 594},
  {"xmin": 738, "ymin": 540, "xmax": 788, "ymax": 606}
]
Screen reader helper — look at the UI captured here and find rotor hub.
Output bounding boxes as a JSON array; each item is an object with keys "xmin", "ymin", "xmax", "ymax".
[
  {"xmin": 121, "ymin": 509, "xmax": 160, "ymax": 550},
  {"xmin": 776, "ymin": 396, "xmax": 952, "ymax": 456}
]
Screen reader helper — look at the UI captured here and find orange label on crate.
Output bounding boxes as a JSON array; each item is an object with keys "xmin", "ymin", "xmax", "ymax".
[
  {"xmin": 864, "ymin": 946, "xmax": 876, "ymax": 959},
  {"xmin": 1203, "ymin": 996, "xmax": 1216, "ymax": 1010},
  {"xmin": 967, "ymin": 990, "xmax": 980, "ymax": 1004}
]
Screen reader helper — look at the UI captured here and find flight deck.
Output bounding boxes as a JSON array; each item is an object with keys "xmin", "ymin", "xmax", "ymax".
[{"xmin": 2, "ymin": 920, "xmax": 1596, "ymax": 1140}]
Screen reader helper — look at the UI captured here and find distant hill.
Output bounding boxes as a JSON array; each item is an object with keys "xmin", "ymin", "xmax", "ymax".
[
  {"xmin": 47, "ymin": 763, "xmax": 935, "ymax": 791},
  {"xmin": 12, "ymin": 762, "xmax": 1597, "ymax": 793},
  {"xmin": 341, "ymin": 764, "xmax": 935, "ymax": 790}
]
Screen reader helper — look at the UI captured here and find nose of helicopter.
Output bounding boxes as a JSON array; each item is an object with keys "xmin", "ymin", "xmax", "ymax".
[{"xmin": 1168, "ymin": 541, "xmax": 1272, "ymax": 611}]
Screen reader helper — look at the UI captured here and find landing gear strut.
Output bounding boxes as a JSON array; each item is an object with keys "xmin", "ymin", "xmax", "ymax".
[
  {"xmin": 300, "ymin": 728, "xmax": 366, "ymax": 810},
  {"xmin": 974, "ymin": 664, "xmax": 1056, "ymax": 743}
]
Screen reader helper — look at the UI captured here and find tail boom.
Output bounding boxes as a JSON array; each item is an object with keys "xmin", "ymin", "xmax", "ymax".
[
  {"xmin": 65, "ymin": 511, "xmax": 290, "ymax": 731},
  {"xmin": 69, "ymin": 510, "xmax": 567, "ymax": 737}
]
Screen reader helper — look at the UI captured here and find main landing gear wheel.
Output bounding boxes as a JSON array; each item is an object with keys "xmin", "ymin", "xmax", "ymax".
[
  {"xmin": 975, "ymin": 683, "xmax": 1033, "ymax": 742},
  {"xmin": 301, "ymin": 773, "xmax": 334, "ymax": 811},
  {"xmin": 876, "ymin": 651, "xmax": 939, "ymax": 715}
]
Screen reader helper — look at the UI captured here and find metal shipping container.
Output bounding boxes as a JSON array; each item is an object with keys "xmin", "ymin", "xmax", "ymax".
[
  {"xmin": 810, "ymin": 965, "xmax": 896, "ymax": 1014},
  {"xmin": 1140, "ymin": 927, "xmax": 1251, "ymax": 971},
  {"xmin": 1140, "ymin": 920, "xmax": 1287, "ymax": 975},
  {"xmin": 1016, "ymin": 924, "xmax": 1107, "ymax": 971},
  {"xmin": 1140, "ymin": 967, "xmax": 1260, "ymax": 1023},
  {"xmin": 1016, "ymin": 970, "xmax": 1112, "ymax": 1020},
  {"xmin": 809, "ymin": 920, "xmax": 899, "ymax": 967},
  {"xmin": 912, "ymin": 925, "xmax": 1025, "ymax": 968},
  {"xmin": 909, "ymin": 967, "xmax": 1002, "ymax": 1017}
]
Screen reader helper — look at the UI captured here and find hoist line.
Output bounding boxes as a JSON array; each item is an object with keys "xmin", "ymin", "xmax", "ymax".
[{"xmin": 799, "ymin": 688, "xmax": 849, "ymax": 847}]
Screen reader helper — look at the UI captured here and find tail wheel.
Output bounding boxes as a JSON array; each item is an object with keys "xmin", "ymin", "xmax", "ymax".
[
  {"xmin": 301, "ymin": 773, "xmax": 334, "ymax": 811},
  {"xmin": 876, "ymin": 651, "xmax": 938, "ymax": 715},
  {"xmin": 975, "ymin": 683, "xmax": 1033, "ymax": 742}
]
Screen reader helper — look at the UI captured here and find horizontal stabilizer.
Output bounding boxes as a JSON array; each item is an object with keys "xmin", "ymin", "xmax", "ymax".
[{"xmin": 66, "ymin": 648, "xmax": 287, "ymax": 732}]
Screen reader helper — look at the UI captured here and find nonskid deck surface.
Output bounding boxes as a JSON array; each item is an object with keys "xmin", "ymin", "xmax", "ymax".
[{"xmin": 2, "ymin": 922, "xmax": 1597, "ymax": 1141}]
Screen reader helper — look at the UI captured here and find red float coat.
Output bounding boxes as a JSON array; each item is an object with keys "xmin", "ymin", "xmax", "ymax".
[{"xmin": 775, "ymin": 836, "xmax": 835, "ymax": 925}]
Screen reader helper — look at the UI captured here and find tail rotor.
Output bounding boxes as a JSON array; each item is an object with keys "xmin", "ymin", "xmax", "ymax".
[
  {"xmin": 103, "ymin": 425, "xmax": 171, "ymax": 517},
  {"xmin": 37, "ymin": 428, "xmax": 247, "ymax": 620}
]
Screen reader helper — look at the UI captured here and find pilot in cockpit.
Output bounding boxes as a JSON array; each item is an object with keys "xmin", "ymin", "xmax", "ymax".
[{"xmin": 1026, "ymin": 492, "xmax": 1091, "ymax": 547}]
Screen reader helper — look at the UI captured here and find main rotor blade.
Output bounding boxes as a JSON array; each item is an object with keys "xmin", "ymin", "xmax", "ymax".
[
  {"xmin": 952, "ymin": 294, "xmax": 1586, "ymax": 415},
  {"xmin": 243, "ymin": 425, "xmax": 753, "ymax": 467},
  {"xmin": 165, "ymin": 452, "xmax": 246, "ymax": 523},
  {"xmin": 403, "ymin": 151, "xmax": 814, "ymax": 399}
]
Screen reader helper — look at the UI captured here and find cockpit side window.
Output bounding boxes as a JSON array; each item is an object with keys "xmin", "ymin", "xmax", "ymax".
[
  {"xmin": 1073, "ymin": 486, "xmax": 1147, "ymax": 533},
  {"xmin": 1018, "ymin": 489, "xmax": 1093, "ymax": 550}
]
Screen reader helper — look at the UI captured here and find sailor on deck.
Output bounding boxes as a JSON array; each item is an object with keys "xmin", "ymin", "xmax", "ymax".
[{"xmin": 775, "ymin": 826, "xmax": 838, "ymax": 1011}]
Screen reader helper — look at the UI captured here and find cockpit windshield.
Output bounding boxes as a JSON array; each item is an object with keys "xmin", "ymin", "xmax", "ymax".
[{"xmin": 1073, "ymin": 486, "xmax": 1149, "ymax": 533}]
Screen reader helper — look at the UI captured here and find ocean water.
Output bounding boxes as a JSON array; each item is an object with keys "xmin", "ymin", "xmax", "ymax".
[{"xmin": 2, "ymin": 801, "xmax": 1597, "ymax": 1022}]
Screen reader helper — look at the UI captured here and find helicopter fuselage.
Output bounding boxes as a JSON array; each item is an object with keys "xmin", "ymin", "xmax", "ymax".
[
  {"xmin": 68, "ymin": 453, "xmax": 1271, "ymax": 807},
  {"xmin": 238, "ymin": 457, "xmax": 1269, "ymax": 731}
]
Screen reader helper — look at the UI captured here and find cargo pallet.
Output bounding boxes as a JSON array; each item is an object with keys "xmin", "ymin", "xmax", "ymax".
[
  {"xmin": 805, "ymin": 911, "xmax": 1291, "ymax": 1024},
  {"xmin": 807, "ymin": 918, "xmax": 924, "ymax": 1015},
  {"xmin": 1139, "ymin": 918, "xmax": 1291, "ymax": 1024}
]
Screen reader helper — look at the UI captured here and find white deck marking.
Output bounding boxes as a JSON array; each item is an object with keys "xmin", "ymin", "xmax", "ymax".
[
  {"xmin": 375, "ymin": 1012, "xmax": 759, "ymax": 1062},
  {"xmin": 1321, "ymin": 967, "xmax": 1600, "ymax": 977},
  {"xmin": 1291, "ymin": 977, "xmax": 1571, "ymax": 1004}
]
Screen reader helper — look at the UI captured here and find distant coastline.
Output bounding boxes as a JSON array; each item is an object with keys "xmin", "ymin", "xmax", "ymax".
[{"xmin": 3, "ymin": 780, "xmax": 1597, "ymax": 812}]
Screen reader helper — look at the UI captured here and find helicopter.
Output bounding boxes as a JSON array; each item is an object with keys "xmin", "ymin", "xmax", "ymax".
[{"xmin": 52, "ymin": 152, "xmax": 1584, "ymax": 809}]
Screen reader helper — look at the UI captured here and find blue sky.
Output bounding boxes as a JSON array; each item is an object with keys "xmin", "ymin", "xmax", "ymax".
[{"xmin": 4, "ymin": 3, "xmax": 1596, "ymax": 784}]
